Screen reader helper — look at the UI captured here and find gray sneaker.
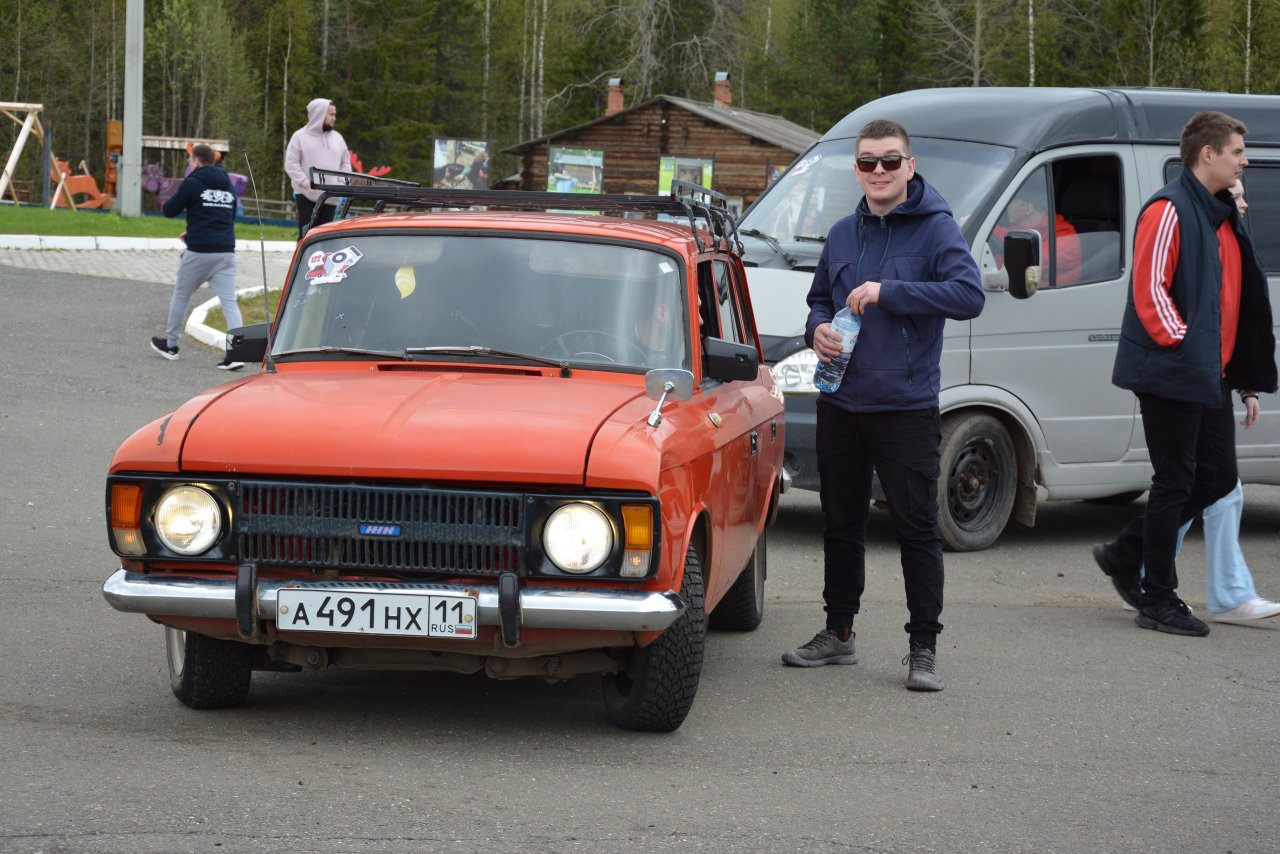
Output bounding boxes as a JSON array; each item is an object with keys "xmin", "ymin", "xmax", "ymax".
[
  {"xmin": 782, "ymin": 629, "xmax": 858, "ymax": 667},
  {"xmin": 903, "ymin": 644, "xmax": 944, "ymax": 691}
]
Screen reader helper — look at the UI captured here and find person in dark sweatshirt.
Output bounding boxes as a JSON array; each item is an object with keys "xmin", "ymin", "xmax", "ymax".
[
  {"xmin": 781, "ymin": 118, "xmax": 984, "ymax": 691},
  {"xmin": 150, "ymin": 143, "xmax": 243, "ymax": 370}
]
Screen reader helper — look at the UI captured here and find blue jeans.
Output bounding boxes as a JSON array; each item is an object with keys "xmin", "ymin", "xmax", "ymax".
[
  {"xmin": 816, "ymin": 401, "xmax": 944, "ymax": 647},
  {"xmin": 1142, "ymin": 480, "xmax": 1259, "ymax": 613}
]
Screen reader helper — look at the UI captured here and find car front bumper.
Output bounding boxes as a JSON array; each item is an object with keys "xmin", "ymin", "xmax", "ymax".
[{"xmin": 102, "ymin": 568, "xmax": 685, "ymax": 634}]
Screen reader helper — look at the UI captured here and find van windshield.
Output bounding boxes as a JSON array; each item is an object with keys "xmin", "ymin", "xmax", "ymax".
[{"xmin": 740, "ymin": 136, "xmax": 1015, "ymax": 251}]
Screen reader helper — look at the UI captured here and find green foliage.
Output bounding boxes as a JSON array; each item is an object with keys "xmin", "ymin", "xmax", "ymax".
[
  {"xmin": 3, "ymin": 0, "xmax": 1278, "ymax": 212},
  {"xmin": 0, "ymin": 205, "xmax": 296, "ymax": 240}
]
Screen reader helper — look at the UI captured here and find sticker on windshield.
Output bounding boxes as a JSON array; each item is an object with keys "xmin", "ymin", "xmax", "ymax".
[
  {"xmin": 305, "ymin": 246, "xmax": 364, "ymax": 284},
  {"xmin": 790, "ymin": 153, "xmax": 822, "ymax": 176},
  {"xmin": 657, "ymin": 261, "xmax": 674, "ymax": 274}
]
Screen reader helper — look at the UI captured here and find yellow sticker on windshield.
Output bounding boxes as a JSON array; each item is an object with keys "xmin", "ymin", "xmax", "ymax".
[{"xmin": 395, "ymin": 266, "xmax": 416, "ymax": 299}]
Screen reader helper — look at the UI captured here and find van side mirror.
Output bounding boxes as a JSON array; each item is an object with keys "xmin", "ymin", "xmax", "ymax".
[
  {"xmin": 226, "ymin": 323, "xmax": 269, "ymax": 363},
  {"xmin": 1003, "ymin": 228, "xmax": 1041, "ymax": 299}
]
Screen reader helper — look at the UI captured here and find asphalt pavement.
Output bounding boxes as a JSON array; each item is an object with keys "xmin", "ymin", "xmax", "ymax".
[{"xmin": 1, "ymin": 259, "xmax": 1278, "ymax": 853}]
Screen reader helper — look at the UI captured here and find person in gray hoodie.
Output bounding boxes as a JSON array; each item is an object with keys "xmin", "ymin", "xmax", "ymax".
[{"xmin": 284, "ymin": 98, "xmax": 351, "ymax": 238}]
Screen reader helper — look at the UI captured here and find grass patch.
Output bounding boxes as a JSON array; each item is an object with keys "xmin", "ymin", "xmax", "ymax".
[
  {"xmin": 0, "ymin": 204, "xmax": 296, "ymax": 242},
  {"xmin": 205, "ymin": 289, "xmax": 283, "ymax": 332}
]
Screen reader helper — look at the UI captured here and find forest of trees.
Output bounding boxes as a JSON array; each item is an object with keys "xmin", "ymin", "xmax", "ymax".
[{"xmin": 3, "ymin": 0, "xmax": 1279, "ymax": 203}]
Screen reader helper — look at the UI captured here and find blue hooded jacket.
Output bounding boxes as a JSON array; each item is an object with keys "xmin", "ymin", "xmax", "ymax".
[
  {"xmin": 804, "ymin": 173, "xmax": 984, "ymax": 413},
  {"xmin": 163, "ymin": 164, "xmax": 236, "ymax": 254}
]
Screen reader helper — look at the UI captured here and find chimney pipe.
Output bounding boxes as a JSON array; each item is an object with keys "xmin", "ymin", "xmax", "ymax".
[
  {"xmin": 713, "ymin": 71, "xmax": 731, "ymax": 109},
  {"xmin": 606, "ymin": 77, "xmax": 624, "ymax": 116}
]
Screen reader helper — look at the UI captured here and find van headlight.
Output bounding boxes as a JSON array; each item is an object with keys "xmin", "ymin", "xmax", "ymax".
[
  {"xmin": 542, "ymin": 503, "xmax": 613, "ymax": 573},
  {"xmin": 773, "ymin": 349, "xmax": 820, "ymax": 395},
  {"xmin": 154, "ymin": 486, "xmax": 222, "ymax": 555}
]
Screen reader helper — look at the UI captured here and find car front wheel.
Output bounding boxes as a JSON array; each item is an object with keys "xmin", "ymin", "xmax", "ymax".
[
  {"xmin": 601, "ymin": 544, "xmax": 706, "ymax": 732},
  {"xmin": 709, "ymin": 530, "xmax": 766, "ymax": 631},
  {"xmin": 166, "ymin": 627, "xmax": 253, "ymax": 709}
]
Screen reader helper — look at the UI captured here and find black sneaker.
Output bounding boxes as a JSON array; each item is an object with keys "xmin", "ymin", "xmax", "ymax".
[
  {"xmin": 1092, "ymin": 541, "xmax": 1142, "ymax": 609},
  {"xmin": 150, "ymin": 337, "xmax": 179, "ymax": 360},
  {"xmin": 216, "ymin": 357, "xmax": 245, "ymax": 371},
  {"xmin": 1135, "ymin": 597, "xmax": 1210, "ymax": 637}
]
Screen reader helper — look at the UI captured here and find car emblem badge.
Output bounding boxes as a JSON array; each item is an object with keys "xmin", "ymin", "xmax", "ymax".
[{"xmin": 358, "ymin": 523, "xmax": 402, "ymax": 537}]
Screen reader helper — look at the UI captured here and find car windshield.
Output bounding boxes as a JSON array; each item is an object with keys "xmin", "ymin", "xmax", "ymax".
[
  {"xmin": 739, "ymin": 136, "xmax": 1015, "ymax": 248},
  {"xmin": 271, "ymin": 234, "xmax": 690, "ymax": 371}
]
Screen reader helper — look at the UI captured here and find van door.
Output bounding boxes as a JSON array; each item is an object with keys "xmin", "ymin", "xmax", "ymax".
[{"xmin": 970, "ymin": 149, "xmax": 1140, "ymax": 478}]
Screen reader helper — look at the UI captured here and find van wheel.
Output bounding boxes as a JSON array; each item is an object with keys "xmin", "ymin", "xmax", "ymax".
[
  {"xmin": 602, "ymin": 544, "xmax": 706, "ymax": 732},
  {"xmin": 938, "ymin": 413, "xmax": 1016, "ymax": 552},
  {"xmin": 709, "ymin": 530, "xmax": 766, "ymax": 631},
  {"xmin": 166, "ymin": 627, "xmax": 253, "ymax": 709}
]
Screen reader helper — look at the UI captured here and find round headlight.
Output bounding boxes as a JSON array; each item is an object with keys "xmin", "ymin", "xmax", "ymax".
[
  {"xmin": 155, "ymin": 486, "xmax": 222, "ymax": 555},
  {"xmin": 542, "ymin": 504, "xmax": 613, "ymax": 573},
  {"xmin": 773, "ymin": 349, "xmax": 820, "ymax": 395}
]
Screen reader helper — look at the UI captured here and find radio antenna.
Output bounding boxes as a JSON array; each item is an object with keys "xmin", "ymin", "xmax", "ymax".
[{"xmin": 242, "ymin": 150, "xmax": 276, "ymax": 369}]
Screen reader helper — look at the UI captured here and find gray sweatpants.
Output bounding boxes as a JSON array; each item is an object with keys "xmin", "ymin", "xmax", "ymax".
[{"xmin": 165, "ymin": 250, "xmax": 241, "ymax": 348}]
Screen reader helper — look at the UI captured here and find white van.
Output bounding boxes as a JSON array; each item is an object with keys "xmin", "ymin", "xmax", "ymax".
[{"xmin": 738, "ymin": 87, "xmax": 1280, "ymax": 550}]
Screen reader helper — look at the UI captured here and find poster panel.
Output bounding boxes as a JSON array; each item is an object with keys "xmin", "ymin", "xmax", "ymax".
[
  {"xmin": 433, "ymin": 139, "xmax": 491, "ymax": 189},
  {"xmin": 547, "ymin": 147, "xmax": 604, "ymax": 193}
]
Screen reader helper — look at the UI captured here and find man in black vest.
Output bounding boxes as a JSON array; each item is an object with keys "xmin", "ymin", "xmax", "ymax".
[{"xmin": 1094, "ymin": 111, "xmax": 1277, "ymax": 636}]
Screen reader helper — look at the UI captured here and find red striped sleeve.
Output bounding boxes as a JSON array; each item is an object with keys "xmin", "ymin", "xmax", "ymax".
[{"xmin": 1132, "ymin": 200, "xmax": 1184, "ymax": 346}]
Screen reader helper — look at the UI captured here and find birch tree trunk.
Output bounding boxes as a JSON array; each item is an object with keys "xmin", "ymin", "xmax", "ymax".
[{"xmin": 1027, "ymin": 0, "xmax": 1035, "ymax": 86}]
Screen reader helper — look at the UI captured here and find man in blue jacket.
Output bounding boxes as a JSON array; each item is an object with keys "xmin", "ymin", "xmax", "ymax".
[
  {"xmin": 782, "ymin": 119, "xmax": 984, "ymax": 691},
  {"xmin": 150, "ymin": 143, "xmax": 243, "ymax": 370}
]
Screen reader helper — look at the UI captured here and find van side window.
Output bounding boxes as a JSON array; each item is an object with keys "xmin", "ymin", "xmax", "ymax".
[
  {"xmin": 988, "ymin": 156, "xmax": 1123, "ymax": 289},
  {"xmin": 1242, "ymin": 165, "xmax": 1280, "ymax": 271}
]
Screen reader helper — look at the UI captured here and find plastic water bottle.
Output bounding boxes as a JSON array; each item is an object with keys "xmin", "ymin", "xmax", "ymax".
[{"xmin": 813, "ymin": 307, "xmax": 861, "ymax": 393}]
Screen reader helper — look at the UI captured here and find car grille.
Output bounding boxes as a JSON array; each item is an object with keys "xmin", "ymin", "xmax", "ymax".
[{"xmin": 235, "ymin": 480, "xmax": 525, "ymax": 577}]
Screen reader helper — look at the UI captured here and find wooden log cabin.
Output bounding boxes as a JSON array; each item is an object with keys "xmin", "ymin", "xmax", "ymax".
[{"xmin": 501, "ymin": 72, "xmax": 818, "ymax": 216}]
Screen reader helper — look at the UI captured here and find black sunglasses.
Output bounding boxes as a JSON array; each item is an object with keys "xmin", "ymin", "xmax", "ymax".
[{"xmin": 855, "ymin": 155, "xmax": 910, "ymax": 173}]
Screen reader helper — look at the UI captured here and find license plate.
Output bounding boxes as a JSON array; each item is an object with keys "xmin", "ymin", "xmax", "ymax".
[{"xmin": 276, "ymin": 589, "xmax": 477, "ymax": 639}]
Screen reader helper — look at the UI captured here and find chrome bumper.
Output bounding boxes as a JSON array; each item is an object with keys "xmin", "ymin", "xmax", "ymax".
[{"xmin": 102, "ymin": 568, "xmax": 684, "ymax": 633}]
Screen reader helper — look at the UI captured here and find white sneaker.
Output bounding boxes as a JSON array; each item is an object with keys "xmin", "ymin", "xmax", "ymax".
[{"xmin": 1211, "ymin": 597, "xmax": 1280, "ymax": 624}]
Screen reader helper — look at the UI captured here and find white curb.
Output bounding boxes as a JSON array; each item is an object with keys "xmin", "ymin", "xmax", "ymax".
[{"xmin": 0, "ymin": 234, "xmax": 296, "ymax": 252}]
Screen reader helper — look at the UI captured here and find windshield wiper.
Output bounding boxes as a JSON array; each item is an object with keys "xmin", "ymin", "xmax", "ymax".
[
  {"xmin": 793, "ymin": 233, "xmax": 827, "ymax": 243},
  {"xmin": 404, "ymin": 346, "xmax": 572, "ymax": 376},
  {"xmin": 739, "ymin": 227, "xmax": 798, "ymax": 269},
  {"xmin": 276, "ymin": 346, "xmax": 411, "ymax": 360}
]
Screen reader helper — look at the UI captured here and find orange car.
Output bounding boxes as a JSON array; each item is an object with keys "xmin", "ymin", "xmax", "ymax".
[{"xmin": 103, "ymin": 174, "xmax": 786, "ymax": 732}]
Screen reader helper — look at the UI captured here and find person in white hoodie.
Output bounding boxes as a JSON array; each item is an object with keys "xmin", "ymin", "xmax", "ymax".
[{"xmin": 284, "ymin": 98, "xmax": 351, "ymax": 238}]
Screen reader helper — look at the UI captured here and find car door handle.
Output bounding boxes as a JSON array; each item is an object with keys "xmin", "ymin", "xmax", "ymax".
[{"xmin": 750, "ymin": 431, "xmax": 758, "ymax": 455}]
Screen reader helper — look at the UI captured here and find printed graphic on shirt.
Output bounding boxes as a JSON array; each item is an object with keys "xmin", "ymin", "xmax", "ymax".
[
  {"xmin": 306, "ymin": 246, "xmax": 364, "ymax": 284},
  {"xmin": 200, "ymin": 188, "xmax": 236, "ymax": 209}
]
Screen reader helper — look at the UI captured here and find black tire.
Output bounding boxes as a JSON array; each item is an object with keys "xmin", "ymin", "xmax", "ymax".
[
  {"xmin": 937, "ymin": 413, "xmax": 1016, "ymax": 552},
  {"xmin": 602, "ymin": 544, "xmax": 706, "ymax": 732},
  {"xmin": 709, "ymin": 530, "xmax": 766, "ymax": 631},
  {"xmin": 1086, "ymin": 490, "xmax": 1145, "ymax": 506},
  {"xmin": 166, "ymin": 627, "xmax": 253, "ymax": 709}
]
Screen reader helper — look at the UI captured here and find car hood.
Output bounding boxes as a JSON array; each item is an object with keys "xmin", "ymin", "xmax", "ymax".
[{"xmin": 121, "ymin": 368, "xmax": 647, "ymax": 485}]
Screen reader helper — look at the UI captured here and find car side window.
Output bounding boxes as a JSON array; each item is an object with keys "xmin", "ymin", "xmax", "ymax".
[{"xmin": 713, "ymin": 259, "xmax": 744, "ymax": 344}]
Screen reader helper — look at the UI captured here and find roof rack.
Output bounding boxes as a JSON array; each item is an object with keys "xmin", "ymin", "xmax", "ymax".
[{"xmin": 308, "ymin": 167, "xmax": 741, "ymax": 253}]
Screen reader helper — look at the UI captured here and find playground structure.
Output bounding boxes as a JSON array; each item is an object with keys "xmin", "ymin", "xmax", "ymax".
[{"xmin": 0, "ymin": 102, "xmax": 46, "ymax": 205}]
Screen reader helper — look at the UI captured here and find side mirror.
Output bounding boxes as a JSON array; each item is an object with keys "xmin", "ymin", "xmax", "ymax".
[
  {"xmin": 644, "ymin": 369, "xmax": 695, "ymax": 427},
  {"xmin": 701, "ymin": 337, "xmax": 760, "ymax": 382},
  {"xmin": 1003, "ymin": 228, "xmax": 1041, "ymax": 299},
  {"xmin": 226, "ymin": 323, "xmax": 269, "ymax": 364}
]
